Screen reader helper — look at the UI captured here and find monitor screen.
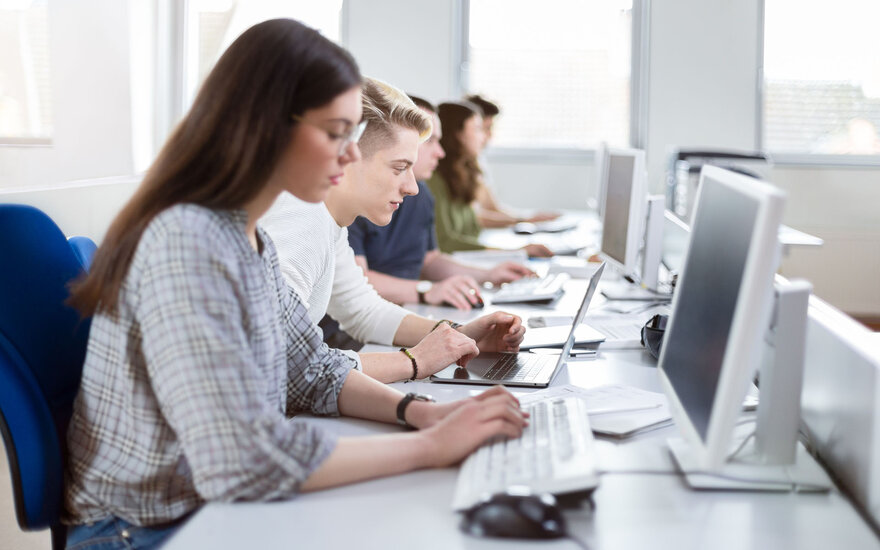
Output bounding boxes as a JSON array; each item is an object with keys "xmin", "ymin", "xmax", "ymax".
[
  {"xmin": 600, "ymin": 153, "xmax": 637, "ymax": 267},
  {"xmin": 659, "ymin": 174, "xmax": 760, "ymax": 442}
]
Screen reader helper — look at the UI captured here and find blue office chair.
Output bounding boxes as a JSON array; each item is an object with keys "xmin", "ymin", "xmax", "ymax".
[
  {"xmin": 68, "ymin": 236, "xmax": 98, "ymax": 271},
  {"xmin": 0, "ymin": 204, "xmax": 93, "ymax": 550}
]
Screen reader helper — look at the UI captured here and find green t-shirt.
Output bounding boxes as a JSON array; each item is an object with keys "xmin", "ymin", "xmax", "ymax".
[{"xmin": 426, "ymin": 172, "xmax": 486, "ymax": 253}]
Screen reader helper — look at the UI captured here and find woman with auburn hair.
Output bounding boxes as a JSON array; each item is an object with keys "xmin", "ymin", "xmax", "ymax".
[
  {"xmin": 64, "ymin": 20, "xmax": 526, "ymax": 549},
  {"xmin": 428, "ymin": 101, "xmax": 553, "ymax": 257},
  {"xmin": 262, "ymin": 78, "xmax": 528, "ymax": 383}
]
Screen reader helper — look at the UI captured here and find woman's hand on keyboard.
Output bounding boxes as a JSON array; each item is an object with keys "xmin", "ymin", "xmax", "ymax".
[
  {"xmin": 410, "ymin": 323, "xmax": 480, "ymax": 378},
  {"xmin": 483, "ymin": 261, "xmax": 535, "ymax": 285},
  {"xmin": 460, "ymin": 312, "xmax": 525, "ymax": 354},
  {"xmin": 416, "ymin": 387, "xmax": 529, "ymax": 466},
  {"xmin": 424, "ymin": 275, "xmax": 483, "ymax": 310}
]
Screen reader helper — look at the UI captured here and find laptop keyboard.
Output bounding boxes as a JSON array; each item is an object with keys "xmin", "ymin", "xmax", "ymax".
[
  {"xmin": 452, "ymin": 395, "xmax": 599, "ymax": 510},
  {"xmin": 483, "ymin": 353, "xmax": 549, "ymax": 382},
  {"xmin": 491, "ymin": 273, "xmax": 570, "ymax": 304}
]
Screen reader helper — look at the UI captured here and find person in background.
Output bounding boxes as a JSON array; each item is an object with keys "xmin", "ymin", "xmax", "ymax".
[
  {"xmin": 261, "ymin": 78, "xmax": 527, "ymax": 383},
  {"xmin": 347, "ymin": 95, "xmax": 535, "ymax": 311},
  {"xmin": 427, "ymin": 100, "xmax": 553, "ymax": 256},
  {"xmin": 465, "ymin": 94, "xmax": 560, "ymax": 228},
  {"xmin": 63, "ymin": 20, "xmax": 526, "ymax": 550}
]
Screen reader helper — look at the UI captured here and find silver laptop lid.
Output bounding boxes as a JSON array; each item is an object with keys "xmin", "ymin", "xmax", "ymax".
[{"xmin": 554, "ymin": 262, "xmax": 606, "ymax": 368}]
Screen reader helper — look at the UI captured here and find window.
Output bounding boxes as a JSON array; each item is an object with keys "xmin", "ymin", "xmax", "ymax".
[
  {"xmin": 184, "ymin": 0, "xmax": 343, "ymax": 108},
  {"xmin": 763, "ymin": 0, "xmax": 880, "ymax": 157},
  {"xmin": 463, "ymin": 0, "xmax": 635, "ymax": 150},
  {"xmin": 0, "ymin": 0, "xmax": 52, "ymax": 144}
]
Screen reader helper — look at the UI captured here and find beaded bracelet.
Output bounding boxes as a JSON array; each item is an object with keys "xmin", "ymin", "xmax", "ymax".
[{"xmin": 399, "ymin": 347, "xmax": 418, "ymax": 381}]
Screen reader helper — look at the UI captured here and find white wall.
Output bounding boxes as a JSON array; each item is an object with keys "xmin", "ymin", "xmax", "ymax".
[
  {"xmin": 0, "ymin": 0, "xmax": 136, "ymax": 189},
  {"xmin": 774, "ymin": 167, "xmax": 880, "ymax": 316},
  {"xmin": 345, "ymin": 0, "xmax": 459, "ymax": 100},
  {"xmin": 644, "ymin": 0, "xmax": 761, "ymax": 191}
]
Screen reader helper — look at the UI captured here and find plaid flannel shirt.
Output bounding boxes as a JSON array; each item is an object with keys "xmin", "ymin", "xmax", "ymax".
[{"xmin": 64, "ymin": 205, "xmax": 355, "ymax": 526}]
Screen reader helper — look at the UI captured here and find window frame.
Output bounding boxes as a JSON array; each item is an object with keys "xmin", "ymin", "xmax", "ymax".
[
  {"xmin": 757, "ymin": 0, "xmax": 880, "ymax": 168},
  {"xmin": 0, "ymin": 2, "xmax": 53, "ymax": 147},
  {"xmin": 455, "ymin": 0, "xmax": 648, "ymax": 158}
]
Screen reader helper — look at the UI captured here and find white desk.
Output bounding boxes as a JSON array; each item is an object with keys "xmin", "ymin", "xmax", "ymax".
[{"xmin": 164, "ymin": 279, "xmax": 880, "ymax": 550}]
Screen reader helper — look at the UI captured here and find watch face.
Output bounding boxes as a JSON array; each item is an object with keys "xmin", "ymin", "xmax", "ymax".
[{"xmin": 416, "ymin": 280, "xmax": 433, "ymax": 293}]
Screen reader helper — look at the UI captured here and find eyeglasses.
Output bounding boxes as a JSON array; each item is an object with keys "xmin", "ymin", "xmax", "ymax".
[{"xmin": 291, "ymin": 114, "xmax": 367, "ymax": 157}]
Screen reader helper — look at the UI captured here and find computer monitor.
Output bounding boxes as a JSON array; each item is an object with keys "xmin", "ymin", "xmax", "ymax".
[
  {"xmin": 599, "ymin": 148, "xmax": 645, "ymax": 276},
  {"xmin": 657, "ymin": 165, "xmax": 784, "ymax": 471}
]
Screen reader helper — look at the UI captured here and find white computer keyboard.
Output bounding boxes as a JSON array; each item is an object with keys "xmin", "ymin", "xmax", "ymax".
[
  {"xmin": 490, "ymin": 273, "xmax": 570, "ymax": 304},
  {"xmin": 452, "ymin": 395, "xmax": 599, "ymax": 510}
]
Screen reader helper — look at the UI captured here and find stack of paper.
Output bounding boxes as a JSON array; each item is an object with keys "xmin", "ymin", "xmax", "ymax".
[{"xmin": 518, "ymin": 384, "xmax": 673, "ymax": 438}]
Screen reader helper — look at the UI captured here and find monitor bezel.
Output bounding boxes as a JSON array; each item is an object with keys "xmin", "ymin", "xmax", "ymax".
[
  {"xmin": 598, "ymin": 147, "xmax": 646, "ymax": 276},
  {"xmin": 656, "ymin": 165, "xmax": 785, "ymax": 470}
]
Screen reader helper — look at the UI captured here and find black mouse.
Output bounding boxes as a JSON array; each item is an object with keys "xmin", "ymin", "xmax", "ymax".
[
  {"xmin": 440, "ymin": 295, "xmax": 484, "ymax": 309},
  {"xmin": 460, "ymin": 492, "xmax": 567, "ymax": 539},
  {"xmin": 513, "ymin": 222, "xmax": 537, "ymax": 235}
]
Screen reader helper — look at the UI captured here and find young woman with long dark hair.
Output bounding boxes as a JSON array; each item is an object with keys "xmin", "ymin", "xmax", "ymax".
[{"xmin": 63, "ymin": 20, "xmax": 525, "ymax": 549}]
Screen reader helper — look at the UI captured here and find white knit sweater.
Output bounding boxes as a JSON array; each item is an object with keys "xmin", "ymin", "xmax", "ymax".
[{"xmin": 260, "ymin": 192, "xmax": 409, "ymax": 346}]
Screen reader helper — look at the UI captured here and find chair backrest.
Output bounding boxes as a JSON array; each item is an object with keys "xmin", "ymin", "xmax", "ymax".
[
  {"xmin": 0, "ymin": 204, "xmax": 92, "ymax": 539},
  {"xmin": 68, "ymin": 236, "xmax": 98, "ymax": 271}
]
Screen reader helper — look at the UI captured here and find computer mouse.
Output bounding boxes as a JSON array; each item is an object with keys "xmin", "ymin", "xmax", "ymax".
[
  {"xmin": 513, "ymin": 222, "xmax": 537, "ymax": 235},
  {"xmin": 460, "ymin": 493, "xmax": 567, "ymax": 539},
  {"xmin": 440, "ymin": 295, "xmax": 484, "ymax": 309}
]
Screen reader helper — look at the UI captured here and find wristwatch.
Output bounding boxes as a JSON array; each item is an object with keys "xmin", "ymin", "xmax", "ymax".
[
  {"xmin": 416, "ymin": 280, "xmax": 433, "ymax": 304},
  {"xmin": 396, "ymin": 392, "xmax": 436, "ymax": 428}
]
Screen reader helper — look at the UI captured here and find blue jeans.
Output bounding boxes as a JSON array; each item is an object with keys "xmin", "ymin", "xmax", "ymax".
[{"xmin": 66, "ymin": 516, "xmax": 183, "ymax": 550}]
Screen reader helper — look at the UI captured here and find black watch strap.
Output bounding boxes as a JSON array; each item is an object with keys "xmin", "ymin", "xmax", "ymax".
[{"xmin": 396, "ymin": 392, "xmax": 435, "ymax": 429}]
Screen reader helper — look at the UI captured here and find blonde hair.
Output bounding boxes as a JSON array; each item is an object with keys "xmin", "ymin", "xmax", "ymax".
[{"xmin": 358, "ymin": 77, "xmax": 432, "ymax": 158}]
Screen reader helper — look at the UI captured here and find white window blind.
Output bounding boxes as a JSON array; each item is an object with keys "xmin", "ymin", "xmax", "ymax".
[
  {"xmin": 0, "ymin": 0, "xmax": 52, "ymax": 143},
  {"xmin": 763, "ymin": 0, "xmax": 880, "ymax": 155},
  {"xmin": 465, "ymin": 0, "xmax": 633, "ymax": 149}
]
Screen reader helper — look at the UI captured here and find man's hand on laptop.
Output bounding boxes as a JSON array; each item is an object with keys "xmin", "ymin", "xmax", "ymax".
[
  {"xmin": 410, "ymin": 323, "xmax": 480, "ymax": 377},
  {"xmin": 460, "ymin": 312, "xmax": 525, "ymax": 354}
]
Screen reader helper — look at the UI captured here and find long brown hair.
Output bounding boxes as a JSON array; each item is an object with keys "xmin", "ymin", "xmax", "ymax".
[
  {"xmin": 69, "ymin": 19, "xmax": 360, "ymax": 316},
  {"xmin": 436, "ymin": 101, "xmax": 483, "ymax": 203}
]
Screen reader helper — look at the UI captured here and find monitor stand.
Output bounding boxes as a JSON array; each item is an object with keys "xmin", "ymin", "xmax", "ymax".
[
  {"xmin": 667, "ymin": 280, "xmax": 831, "ymax": 493},
  {"xmin": 667, "ymin": 431, "xmax": 832, "ymax": 492}
]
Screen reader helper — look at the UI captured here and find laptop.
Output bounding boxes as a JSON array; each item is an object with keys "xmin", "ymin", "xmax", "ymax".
[{"xmin": 430, "ymin": 263, "xmax": 606, "ymax": 388}]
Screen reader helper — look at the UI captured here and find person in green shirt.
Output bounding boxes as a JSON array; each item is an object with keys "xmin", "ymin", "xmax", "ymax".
[{"xmin": 428, "ymin": 101, "xmax": 552, "ymax": 257}]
